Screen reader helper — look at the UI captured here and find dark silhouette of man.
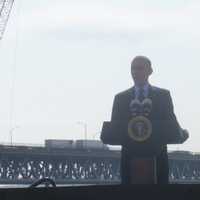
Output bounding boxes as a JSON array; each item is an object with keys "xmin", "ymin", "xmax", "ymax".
[{"xmin": 102, "ymin": 56, "xmax": 188, "ymax": 184}]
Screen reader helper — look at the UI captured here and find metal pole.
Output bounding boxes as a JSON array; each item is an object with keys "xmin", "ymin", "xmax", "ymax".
[
  {"xmin": 10, "ymin": 129, "xmax": 13, "ymax": 145},
  {"xmin": 77, "ymin": 121, "xmax": 87, "ymax": 141},
  {"xmin": 84, "ymin": 123, "xmax": 87, "ymax": 141},
  {"xmin": 9, "ymin": 126, "xmax": 19, "ymax": 145}
]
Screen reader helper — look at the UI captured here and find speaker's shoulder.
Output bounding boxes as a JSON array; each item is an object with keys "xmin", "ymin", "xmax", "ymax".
[
  {"xmin": 151, "ymin": 86, "xmax": 170, "ymax": 98},
  {"xmin": 151, "ymin": 85, "xmax": 170, "ymax": 95},
  {"xmin": 115, "ymin": 87, "xmax": 133, "ymax": 98}
]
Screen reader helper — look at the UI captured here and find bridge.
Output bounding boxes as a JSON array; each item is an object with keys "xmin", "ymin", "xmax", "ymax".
[{"xmin": 0, "ymin": 144, "xmax": 200, "ymax": 185}]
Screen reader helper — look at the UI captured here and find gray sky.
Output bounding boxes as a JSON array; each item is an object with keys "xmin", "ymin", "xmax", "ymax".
[{"xmin": 0, "ymin": 0, "xmax": 200, "ymax": 152}]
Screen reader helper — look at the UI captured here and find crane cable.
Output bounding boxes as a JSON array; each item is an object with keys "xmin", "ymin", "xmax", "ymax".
[{"xmin": 9, "ymin": 0, "xmax": 21, "ymax": 144}]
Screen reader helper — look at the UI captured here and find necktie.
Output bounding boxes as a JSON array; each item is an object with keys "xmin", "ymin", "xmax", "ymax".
[{"xmin": 138, "ymin": 88, "xmax": 145, "ymax": 101}]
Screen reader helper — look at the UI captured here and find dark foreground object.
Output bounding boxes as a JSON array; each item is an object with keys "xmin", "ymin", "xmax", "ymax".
[
  {"xmin": 29, "ymin": 178, "xmax": 56, "ymax": 188},
  {"xmin": 0, "ymin": 184, "xmax": 200, "ymax": 200}
]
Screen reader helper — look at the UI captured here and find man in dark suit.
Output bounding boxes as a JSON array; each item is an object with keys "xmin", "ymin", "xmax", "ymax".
[{"xmin": 102, "ymin": 55, "xmax": 188, "ymax": 184}]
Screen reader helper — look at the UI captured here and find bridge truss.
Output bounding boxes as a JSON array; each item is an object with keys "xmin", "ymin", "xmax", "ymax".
[{"xmin": 0, "ymin": 145, "xmax": 200, "ymax": 184}]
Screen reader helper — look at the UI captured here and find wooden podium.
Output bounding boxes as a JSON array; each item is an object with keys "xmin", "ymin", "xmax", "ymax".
[{"xmin": 101, "ymin": 120, "xmax": 186, "ymax": 184}]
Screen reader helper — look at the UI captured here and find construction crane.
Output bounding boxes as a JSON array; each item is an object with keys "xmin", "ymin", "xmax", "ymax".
[{"xmin": 0, "ymin": 0, "xmax": 14, "ymax": 40}]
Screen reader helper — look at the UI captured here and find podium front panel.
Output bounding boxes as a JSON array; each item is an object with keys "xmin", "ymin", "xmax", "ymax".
[{"xmin": 129, "ymin": 157, "xmax": 157, "ymax": 184}]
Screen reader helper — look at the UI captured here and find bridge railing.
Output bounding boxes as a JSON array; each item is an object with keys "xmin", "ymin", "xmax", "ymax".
[{"xmin": 0, "ymin": 145, "xmax": 200, "ymax": 184}]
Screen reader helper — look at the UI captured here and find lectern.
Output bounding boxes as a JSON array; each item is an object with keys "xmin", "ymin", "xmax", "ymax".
[{"xmin": 101, "ymin": 99, "xmax": 187, "ymax": 184}]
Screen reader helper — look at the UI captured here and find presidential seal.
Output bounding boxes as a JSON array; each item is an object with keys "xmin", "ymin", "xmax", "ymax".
[{"xmin": 128, "ymin": 115, "xmax": 152, "ymax": 142}]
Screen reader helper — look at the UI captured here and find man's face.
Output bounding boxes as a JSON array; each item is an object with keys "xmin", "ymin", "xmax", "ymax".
[{"xmin": 131, "ymin": 58, "xmax": 152, "ymax": 86}]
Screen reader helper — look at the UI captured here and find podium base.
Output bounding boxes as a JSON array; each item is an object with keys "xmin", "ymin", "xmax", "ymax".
[{"xmin": 129, "ymin": 157, "xmax": 157, "ymax": 184}]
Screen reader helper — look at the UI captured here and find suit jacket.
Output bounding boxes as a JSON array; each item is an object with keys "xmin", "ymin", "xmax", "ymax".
[{"xmin": 107, "ymin": 85, "xmax": 183, "ymax": 184}]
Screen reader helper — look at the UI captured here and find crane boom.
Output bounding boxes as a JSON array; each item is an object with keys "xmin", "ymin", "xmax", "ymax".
[{"xmin": 0, "ymin": 0, "xmax": 14, "ymax": 40}]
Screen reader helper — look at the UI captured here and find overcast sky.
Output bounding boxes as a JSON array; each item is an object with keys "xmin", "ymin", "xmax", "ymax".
[{"xmin": 0, "ymin": 0, "xmax": 200, "ymax": 152}]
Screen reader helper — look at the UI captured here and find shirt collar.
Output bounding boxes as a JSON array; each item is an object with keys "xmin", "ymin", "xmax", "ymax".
[{"xmin": 134, "ymin": 82, "xmax": 150, "ymax": 92}]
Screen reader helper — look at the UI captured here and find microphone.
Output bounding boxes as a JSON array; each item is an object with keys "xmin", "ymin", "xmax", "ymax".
[
  {"xmin": 129, "ymin": 99, "xmax": 141, "ymax": 116},
  {"xmin": 142, "ymin": 98, "xmax": 152, "ymax": 116}
]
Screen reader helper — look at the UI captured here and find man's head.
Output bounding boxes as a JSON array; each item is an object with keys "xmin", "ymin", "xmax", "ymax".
[{"xmin": 131, "ymin": 56, "xmax": 153, "ymax": 86}]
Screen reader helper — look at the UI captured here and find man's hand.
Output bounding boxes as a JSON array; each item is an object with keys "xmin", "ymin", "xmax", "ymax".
[{"xmin": 180, "ymin": 129, "xmax": 189, "ymax": 143}]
